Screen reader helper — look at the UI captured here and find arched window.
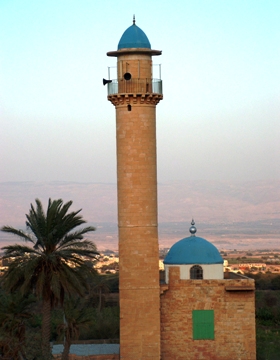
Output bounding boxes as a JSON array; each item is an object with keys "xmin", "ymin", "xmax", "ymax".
[{"xmin": 190, "ymin": 265, "xmax": 203, "ymax": 279}]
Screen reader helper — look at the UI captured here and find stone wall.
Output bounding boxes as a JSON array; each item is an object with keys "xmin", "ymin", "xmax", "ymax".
[{"xmin": 160, "ymin": 267, "xmax": 256, "ymax": 360}]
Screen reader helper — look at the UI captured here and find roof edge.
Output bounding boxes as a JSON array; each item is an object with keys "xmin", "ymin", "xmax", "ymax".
[
  {"xmin": 164, "ymin": 261, "xmax": 224, "ymax": 265},
  {"xmin": 107, "ymin": 48, "xmax": 162, "ymax": 57}
]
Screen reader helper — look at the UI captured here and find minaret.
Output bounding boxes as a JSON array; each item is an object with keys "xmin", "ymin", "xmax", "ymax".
[{"xmin": 105, "ymin": 18, "xmax": 163, "ymax": 359}]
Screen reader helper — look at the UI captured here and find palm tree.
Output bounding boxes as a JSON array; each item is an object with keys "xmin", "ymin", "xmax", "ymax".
[
  {"xmin": 92, "ymin": 274, "xmax": 111, "ymax": 312},
  {"xmin": 57, "ymin": 296, "xmax": 94, "ymax": 360},
  {"xmin": 1, "ymin": 198, "xmax": 99, "ymax": 359},
  {"xmin": 0, "ymin": 289, "xmax": 35, "ymax": 359}
]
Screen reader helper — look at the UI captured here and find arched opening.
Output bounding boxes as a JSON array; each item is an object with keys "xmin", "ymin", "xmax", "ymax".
[
  {"xmin": 190, "ymin": 265, "xmax": 203, "ymax": 279},
  {"xmin": 127, "ymin": 104, "xmax": 131, "ymax": 111}
]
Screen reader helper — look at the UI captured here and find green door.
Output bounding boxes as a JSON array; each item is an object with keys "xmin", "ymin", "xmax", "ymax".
[{"xmin": 192, "ymin": 310, "xmax": 214, "ymax": 340}]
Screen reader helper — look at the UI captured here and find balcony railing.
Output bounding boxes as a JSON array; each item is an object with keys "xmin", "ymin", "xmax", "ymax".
[{"xmin": 107, "ymin": 78, "xmax": 163, "ymax": 96}]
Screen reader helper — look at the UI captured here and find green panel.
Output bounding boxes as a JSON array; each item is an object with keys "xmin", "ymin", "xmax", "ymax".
[{"xmin": 192, "ymin": 310, "xmax": 214, "ymax": 340}]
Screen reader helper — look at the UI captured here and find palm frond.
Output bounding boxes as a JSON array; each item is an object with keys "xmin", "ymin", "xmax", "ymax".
[
  {"xmin": 26, "ymin": 199, "xmax": 46, "ymax": 248},
  {"xmin": 57, "ymin": 238, "xmax": 98, "ymax": 254},
  {"xmin": 1, "ymin": 198, "xmax": 99, "ymax": 303},
  {"xmin": 1, "ymin": 244, "xmax": 41, "ymax": 258},
  {"xmin": 1, "ymin": 226, "xmax": 35, "ymax": 244},
  {"xmin": 58, "ymin": 226, "xmax": 96, "ymax": 248}
]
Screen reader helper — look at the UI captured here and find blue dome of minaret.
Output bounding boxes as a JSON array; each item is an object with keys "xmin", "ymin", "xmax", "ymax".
[
  {"xmin": 118, "ymin": 17, "xmax": 151, "ymax": 50},
  {"xmin": 164, "ymin": 221, "xmax": 223, "ymax": 265}
]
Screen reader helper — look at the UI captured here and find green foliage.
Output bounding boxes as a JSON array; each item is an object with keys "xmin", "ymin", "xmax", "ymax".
[
  {"xmin": 61, "ymin": 297, "xmax": 94, "ymax": 337},
  {"xmin": 256, "ymin": 326, "xmax": 280, "ymax": 360},
  {"xmin": 1, "ymin": 198, "xmax": 99, "ymax": 358},
  {"xmin": 256, "ymin": 290, "xmax": 280, "ymax": 359},
  {"xmin": 57, "ymin": 296, "xmax": 96, "ymax": 359},
  {"xmin": 1, "ymin": 199, "xmax": 99, "ymax": 303},
  {"xmin": 105, "ymin": 273, "xmax": 119, "ymax": 293},
  {"xmin": 257, "ymin": 307, "xmax": 274, "ymax": 322},
  {"xmin": 0, "ymin": 289, "xmax": 36, "ymax": 358},
  {"xmin": 246, "ymin": 273, "xmax": 280, "ymax": 291},
  {"xmin": 79, "ymin": 307, "xmax": 119, "ymax": 340},
  {"xmin": 255, "ymin": 291, "xmax": 280, "ymax": 326},
  {"xmin": 271, "ymin": 276, "xmax": 280, "ymax": 290},
  {"xmin": 48, "ymin": 304, "xmax": 120, "ymax": 342},
  {"xmin": 25, "ymin": 328, "xmax": 46, "ymax": 360}
]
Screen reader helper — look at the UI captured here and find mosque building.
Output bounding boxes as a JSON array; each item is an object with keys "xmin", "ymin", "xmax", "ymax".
[
  {"xmin": 161, "ymin": 220, "xmax": 256, "ymax": 359},
  {"xmin": 104, "ymin": 19, "xmax": 256, "ymax": 360}
]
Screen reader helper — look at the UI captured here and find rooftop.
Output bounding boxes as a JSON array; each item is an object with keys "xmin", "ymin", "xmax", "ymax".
[{"xmin": 118, "ymin": 17, "xmax": 151, "ymax": 50}]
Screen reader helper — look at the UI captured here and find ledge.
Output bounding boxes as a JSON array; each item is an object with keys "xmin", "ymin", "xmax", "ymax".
[
  {"xmin": 108, "ymin": 93, "xmax": 163, "ymax": 106},
  {"xmin": 107, "ymin": 48, "xmax": 162, "ymax": 57},
  {"xmin": 225, "ymin": 286, "xmax": 255, "ymax": 291}
]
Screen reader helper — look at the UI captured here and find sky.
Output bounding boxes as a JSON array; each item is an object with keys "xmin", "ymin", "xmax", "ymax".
[{"xmin": 0, "ymin": 0, "xmax": 279, "ymax": 184}]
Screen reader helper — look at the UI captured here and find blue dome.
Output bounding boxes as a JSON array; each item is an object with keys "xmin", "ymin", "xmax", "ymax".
[
  {"xmin": 118, "ymin": 24, "xmax": 151, "ymax": 50},
  {"xmin": 164, "ymin": 236, "xmax": 223, "ymax": 265}
]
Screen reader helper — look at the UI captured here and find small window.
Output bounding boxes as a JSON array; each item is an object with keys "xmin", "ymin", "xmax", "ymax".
[
  {"xmin": 124, "ymin": 72, "xmax": 131, "ymax": 80},
  {"xmin": 190, "ymin": 265, "xmax": 203, "ymax": 279},
  {"xmin": 192, "ymin": 310, "xmax": 214, "ymax": 340},
  {"xmin": 127, "ymin": 104, "xmax": 131, "ymax": 111}
]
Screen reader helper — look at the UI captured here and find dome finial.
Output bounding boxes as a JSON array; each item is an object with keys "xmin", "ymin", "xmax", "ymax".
[
  {"xmin": 133, "ymin": 14, "xmax": 135, "ymax": 25},
  {"xmin": 189, "ymin": 219, "xmax": 197, "ymax": 236}
]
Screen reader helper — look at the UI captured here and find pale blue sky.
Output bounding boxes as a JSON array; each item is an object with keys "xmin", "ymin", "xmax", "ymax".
[{"xmin": 0, "ymin": 0, "xmax": 279, "ymax": 183}]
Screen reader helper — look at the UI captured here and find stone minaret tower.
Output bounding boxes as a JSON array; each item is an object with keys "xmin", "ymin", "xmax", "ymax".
[{"xmin": 105, "ymin": 18, "xmax": 163, "ymax": 359}]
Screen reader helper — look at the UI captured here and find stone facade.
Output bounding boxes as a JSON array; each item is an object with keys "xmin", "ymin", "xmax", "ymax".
[{"xmin": 160, "ymin": 267, "xmax": 256, "ymax": 360}]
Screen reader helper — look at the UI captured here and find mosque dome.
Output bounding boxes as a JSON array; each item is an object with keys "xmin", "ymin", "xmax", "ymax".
[
  {"xmin": 118, "ymin": 21, "xmax": 151, "ymax": 50},
  {"xmin": 164, "ymin": 221, "xmax": 223, "ymax": 265}
]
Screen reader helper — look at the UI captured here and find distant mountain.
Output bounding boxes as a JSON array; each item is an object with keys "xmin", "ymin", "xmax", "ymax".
[
  {"xmin": 157, "ymin": 180, "xmax": 280, "ymax": 223},
  {"xmin": 0, "ymin": 180, "xmax": 279, "ymax": 250}
]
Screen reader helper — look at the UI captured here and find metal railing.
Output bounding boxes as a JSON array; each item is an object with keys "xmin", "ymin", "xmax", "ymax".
[{"xmin": 107, "ymin": 78, "xmax": 163, "ymax": 95}]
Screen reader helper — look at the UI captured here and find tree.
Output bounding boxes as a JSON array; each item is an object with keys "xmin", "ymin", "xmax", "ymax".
[
  {"xmin": 271, "ymin": 275, "xmax": 280, "ymax": 290},
  {"xmin": 92, "ymin": 275, "xmax": 110, "ymax": 312},
  {"xmin": 58, "ymin": 296, "xmax": 94, "ymax": 360},
  {"xmin": 0, "ymin": 289, "xmax": 35, "ymax": 359},
  {"xmin": 1, "ymin": 198, "xmax": 99, "ymax": 359}
]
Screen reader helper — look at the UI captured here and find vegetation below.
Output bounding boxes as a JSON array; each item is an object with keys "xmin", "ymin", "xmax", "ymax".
[
  {"xmin": 246, "ymin": 273, "xmax": 280, "ymax": 291},
  {"xmin": 245, "ymin": 273, "xmax": 280, "ymax": 360},
  {"xmin": 0, "ymin": 273, "xmax": 120, "ymax": 359},
  {"xmin": 0, "ymin": 198, "xmax": 110, "ymax": 359}
]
